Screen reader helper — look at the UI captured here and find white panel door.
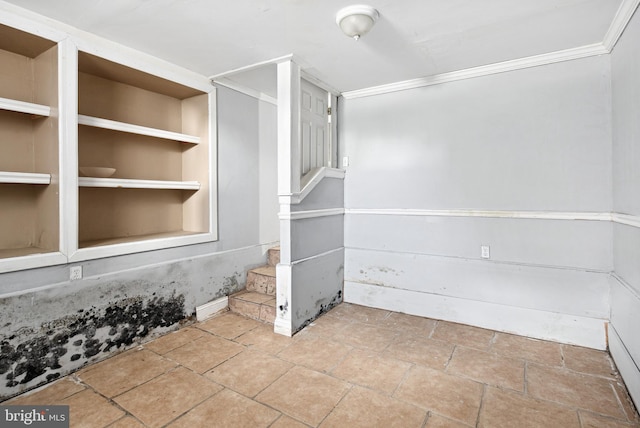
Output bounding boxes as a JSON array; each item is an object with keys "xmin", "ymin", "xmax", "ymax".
[{"xmin": 300, "ymin": 79, "xmax": 329, "ymax": 176}]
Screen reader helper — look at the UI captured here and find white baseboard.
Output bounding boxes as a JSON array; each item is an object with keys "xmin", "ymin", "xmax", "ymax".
[
  {"xmin": 344, "ymin": 281, "xmax": 607, "ymax": 350},
  {"xmin": 195, "ymin": 296, "xmax": 228, "ymax": 321},
  {"xmin": 609, "ymin": 326, "xmax": 640, "ymax": 410}
]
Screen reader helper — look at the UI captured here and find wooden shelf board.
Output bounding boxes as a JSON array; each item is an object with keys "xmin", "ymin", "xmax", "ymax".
[
  {"xmin": 79, "ymin": 230, "xmax": 201, "ymax": 249},
  {"xmin": 78, "ymin": 177, "xmax": 200, "ymax": 190},
  {"xmin": 0, "ymin": 171, "xmax": 51, "ymax": 185},
  {"xmin": 0, "ymin": 246, "xmax": 54, "ymax": 259},
  {"xmin": 78, "ymin": 115, "xmax": 200, "ymax": 144},
  {"xmin": 0, "ymin": 97, "xmax": 51, "ymax": 117}
]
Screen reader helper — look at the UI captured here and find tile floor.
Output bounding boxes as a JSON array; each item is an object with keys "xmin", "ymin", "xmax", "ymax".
[{"xmin": 5, "ymin": 303, "xmax": 640, "ymax": 427}]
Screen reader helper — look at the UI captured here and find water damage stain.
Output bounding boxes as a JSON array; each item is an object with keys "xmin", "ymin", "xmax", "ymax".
[
  {"xmin": 294, "ymin": 289, "xmax": 343, "ymax": 334},
  {"xmin": 0, "ymin": 293, "xmax": 185, "ymax": 398}
]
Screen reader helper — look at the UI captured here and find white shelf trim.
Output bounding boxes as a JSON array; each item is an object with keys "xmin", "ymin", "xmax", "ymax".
[
  {"xmin": 77, "ymin": 115, "xmax": 200, "ymax": 144},
  {"xmin": 78, "ymin": 177, "xmax": 200, "ymax": 190},
  {"xmin": 0, "ymin": 171, "xmax": 51, "ymax": 185},
  {"xmin": 0, "ymin": 97, "xmax": 51, "ymax": 116}
]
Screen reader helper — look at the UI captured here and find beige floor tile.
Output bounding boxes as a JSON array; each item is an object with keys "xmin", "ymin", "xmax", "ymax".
[
  {"xmin": 114, "ymin": 367, "xmax": 222, "ymax": 428},
  {"xmin": 563, "ymin": 344, "xmax": 617, "ymax": 378},
  {"xmin": 168, "ymin": 388, "xmax": 280, "ymax": 428},
  {"xmin": 109, "ymin": 416, "xmax": 147, "ymax": 427},
  {"xmin": 271, "ymin": 415, "xmax": 311, "ymax": 428},
  {"xmin": 143, "ymin": 327, "xmax": 206, "ymax": 355},
  {"xmin": 255, "ymin": 366, "xmax": 351, "ymax": 426},
  {"xmin": 580, "ymin": 412, "xmax": 640, "ymax": 428},
  {"xmin": 235, "ymin": 323, "xmax": 294, "ymax": 355},
  {"xmin": 278, "ymin": 335, "xmax": 352, "ymax": 373},
  {"xmin": 164, "ymin": 334, "xmax": 244, "ymax": 373},
  {"xmin": 384, "ymin": 336, "xmax": 454, "ymax": 370},
  {"xmin": 60, "ymin": 389, "xmax": 125, "ymax": 428},
  {"xmin": 326, "ymin": 303, "xmax": 391, "ymax": 324},
  {"xmin": 321, "ymin": 386, "xmax": 426, "ymax": 428},
  {"xmin": 527, "ymin": 364, "xmax": 626, "ymax": 419},
  {"xmin": 197, "ymin": 312, "xmax": 261, "ymax": 339},
  {"xmin": 491, "ymin": 332, "xmax": 563, "ymax": 367},
  {"xmin": 378, "ymin": 311, "xmax": 438, "ymax": 336},
  {"xmin": 205, "ymin": 350, "xmax": 293, "ymax": 397},
  {"xmin": 394, "ymin": 365, "xmax": 483, "ymax": 426},
  {"xmin": 331, "ymin": 348, "xmax": 412, "ymax": 394},
  {"xmin": 78, "ymin": 348, "xmax": 176, "ymax": 397},
  {"xmin": 447, "ymin": 346, "xmax": 525, "ymax": 391},
  {"xmin": 331, "ymin": 321, "xmax": 398, "ymax": 351},
  {"xmin": 425, "ymin": 413, "xmax": 474, "ymax": 427},
  {"xmin": 298, "ymin": 314, "xmax": 348, "ymax": 338},
  {"xmin": 478, "ymin": 386, "xmax": 580, "ymax": 428},
  {"xmin": 5, "ymin": 377, "xmax": 85, "ymax": 405},
  {"xmin": 431, "ymin": 321, "xmax": 495, "ymax": 351}
]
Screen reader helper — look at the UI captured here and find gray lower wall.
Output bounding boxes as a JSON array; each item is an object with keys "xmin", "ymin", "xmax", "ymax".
[
  {"xmin": 0, "ymin": 85, "xmax": 278, "ymax": 400},
  {"xmin": 611, "ymin": 7, "xmax": 640, "ymax": 408},
  {"xmin": 340, "ymin": 54, "xmax": 613, "ymax": 349}
]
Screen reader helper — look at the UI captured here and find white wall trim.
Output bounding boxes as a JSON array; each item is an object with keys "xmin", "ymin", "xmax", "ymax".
[
  {"xmin": 279, "ymin": 167, "xmax": 345, "ymax": 204},
  {"xmin": 347, "ymin": 208, "xmax": 640, "ymax": 229},
  {"xmin": 346, "ymin": 208, "xmax": 612, "ymax": 222},
  {"xmin": 612, "ymin": 213, "xmax": 640, "ymax": 229},
  {"xmin": 291, "ymin": 247, "xmax": 344, "ymax": 265},
  {"xmin": 341, "ymin": 43, "xmax": 608, "ymax": 99},
  {"xmin": 279, "ymin": 208, "xmax": 344, "ymax": 220},
  {"xmin": 603, "ymin": 0, "xmax": 640, "ymax": 51},
  {"xmin": 195, "ymin": 296, "xmax": 228, "ymax": 321}
]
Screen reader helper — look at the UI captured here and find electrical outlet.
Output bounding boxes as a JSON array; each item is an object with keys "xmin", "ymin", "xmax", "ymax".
[
  {"xmin": 70, "ymin": 265, "xmax": 82, "ymax": 281},
  {"xmin": 481, "ymin": 245, "xmax": 490, "ymax": 259}
]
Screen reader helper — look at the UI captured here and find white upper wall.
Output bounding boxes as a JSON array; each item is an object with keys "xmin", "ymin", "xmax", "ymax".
[{"xmin": 342, "ymin": 55, "xmax": 612, "ymax": 213}]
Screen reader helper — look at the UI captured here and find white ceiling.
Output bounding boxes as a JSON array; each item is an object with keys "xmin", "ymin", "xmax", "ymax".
[{"xmin": 3, "ymin": 0, "xmax": 624, "ymax": 93}]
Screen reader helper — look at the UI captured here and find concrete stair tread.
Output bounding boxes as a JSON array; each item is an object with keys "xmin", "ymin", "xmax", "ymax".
[
  {"xmin": 250, "ymin": 265, "xmax": 276, "ymax": 277},
  {"xmin": 232, "ymin": 290, "xmax": 275, "ymax": 304}
]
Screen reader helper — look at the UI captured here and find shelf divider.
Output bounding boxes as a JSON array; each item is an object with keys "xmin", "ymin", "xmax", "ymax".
[
  {"xmin": 0, "ymin": 171, "xmax": 51, "ymax": 185},
  {"xmin": 78, "ymin": 177, "xmax": 200, "ymax": 190},
  {"xmin": 0, "ymin": 97, "xmax": 51, "ymax": 117},
  {"xmin": 78, "ymin": 115, "xmax": 200, "ymax": 144}
]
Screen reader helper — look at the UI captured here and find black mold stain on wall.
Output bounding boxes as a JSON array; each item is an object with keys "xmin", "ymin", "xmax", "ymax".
[
  {"xmin": 0, "ymin": 293, "xmax": 186, "ymax": 401},
  {"xmin": 294, "ymin": 289, "xmax": 343, "ymax": 334}
]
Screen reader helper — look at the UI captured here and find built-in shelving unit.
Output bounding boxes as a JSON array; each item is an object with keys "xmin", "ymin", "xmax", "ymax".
[
  {"xmin": 76, "ymin": 51, "xmax": 212, "ymax": 250},
  {"xmin": 0, "ymin": 23, "xmax": 60, "ymax": 265},
  {"xmin": 0, "ymin": 18, "xmax": 216, "ymax": 270}
]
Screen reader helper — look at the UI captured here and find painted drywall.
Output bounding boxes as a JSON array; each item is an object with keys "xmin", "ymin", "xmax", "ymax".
[
  {"xmin": 340, "ymin": 54, "xmax": 613, "ymax": 348},
  {"xmin": 0, "ymin": 84, "xmax": 278, "ymax": 400},
  {"xmin": 611, "ymin": 6, "xmax": 640, "ymax": 408},
  {"xmin": 276, "ymin": 175, "xmax": 345, "ymax": 335}
]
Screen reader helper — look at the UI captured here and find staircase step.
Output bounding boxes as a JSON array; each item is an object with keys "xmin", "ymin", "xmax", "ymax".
[
  {"xmin": 246, "ymin": 265, "xmax": 276, "ymax": 295},
  {"xmin": 229, "ymin": 291, "xmax": 276, "ymax": 324},
  {"xmin": 268, "ymin": 246, "xmax": 280, "ymax": 267}
]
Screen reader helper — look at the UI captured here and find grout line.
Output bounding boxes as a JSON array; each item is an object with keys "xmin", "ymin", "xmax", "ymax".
[
  {"xmin": 475, "ymin": 384, "xmax": 488, "ymax": 427},
  {"xmin": 428, "ymin": 320, "xmax": 438, "ymax": 339},
  {"xmin": 523, "ymin": 361, "xmax": 529, "ymax": 395}
]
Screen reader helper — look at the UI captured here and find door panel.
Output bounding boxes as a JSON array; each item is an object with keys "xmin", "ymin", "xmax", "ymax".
[{"xmin": 301, "ymin": 79, "xmax": 328, "ymax": 176}]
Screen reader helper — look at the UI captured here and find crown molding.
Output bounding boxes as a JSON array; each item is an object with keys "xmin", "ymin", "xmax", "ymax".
[
  {"xmin": 343, "ymin": 0, "xmax": 640, "ymax": 100},
  {"xmin": 342, "ymin": 43, "xmax": 608, "ymax": 99},
  {"xmin": 603, "ymin": 0, "xmax": 640, "ymax": 51}
]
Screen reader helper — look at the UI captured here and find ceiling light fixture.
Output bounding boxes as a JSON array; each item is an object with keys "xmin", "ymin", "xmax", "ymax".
[{"xmin": 336, "ymin": 5, "xmax": 379, "ymax": 40}]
